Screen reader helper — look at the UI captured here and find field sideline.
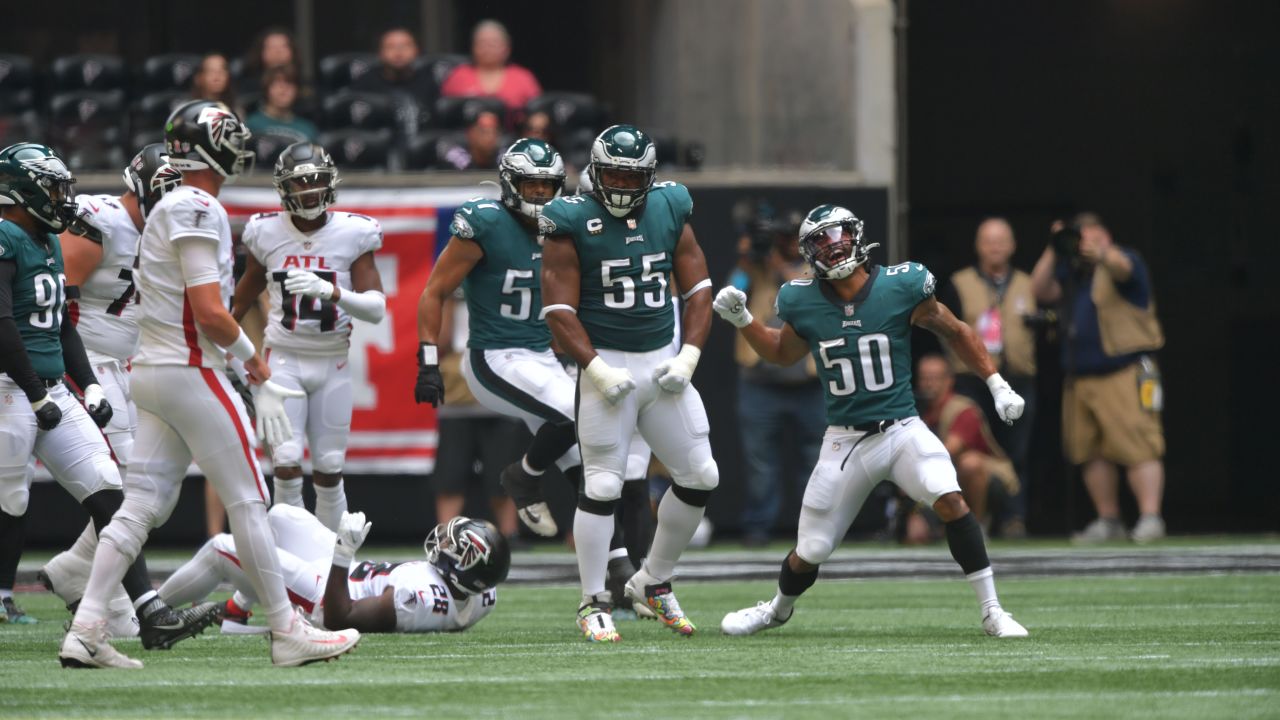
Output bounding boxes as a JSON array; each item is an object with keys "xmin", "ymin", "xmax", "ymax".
[{"xmin": 2, "ymin": 546, "xmax": 1278, "ymax": 719}]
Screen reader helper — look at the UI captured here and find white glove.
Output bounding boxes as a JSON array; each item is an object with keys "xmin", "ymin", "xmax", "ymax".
[
  {"xmin": 254, "ymin": 379, "xmax": 305, "ymax": 448},
  {"xmin": 283, "ymin": 269, "xmax": 335, "ymax": 300},
  {"xmin": 713, "ymin": 286, "xmax": 753, "ymax": 328},
  {"xmin": 583, "ymin": 356, "xmax": 636, "ymax": 404},
  {"xmin": 331, "ymin": 511, "xmax": 372, "ymax": 567},
  {"xmin": 986, "ymin": 373, "xmax": 1026, "ymax": 425},
  {"xmin": 652, "ymin": 343, "xmax": 702, "ymax": 393}
]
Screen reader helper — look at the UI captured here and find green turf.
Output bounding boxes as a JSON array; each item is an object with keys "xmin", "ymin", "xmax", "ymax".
[{"xmin": 2, "ymin": 574, "xmax": 1277, "ymax": 719}]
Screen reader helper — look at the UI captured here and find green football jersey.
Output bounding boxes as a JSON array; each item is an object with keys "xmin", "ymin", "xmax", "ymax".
[
  {"xmin": 0, "ymin": 221, "xmax": 66, "ymax": 379},
  {"xmin": 538, "ymin": 182, "xmax": 692, "ymax": 352},
  {"xmin": 449, "ymin": 198, "xmax": 550, "ymax": 351},
  {"xmin": 776, "ymin": 262, "xmax": 937, "ymax": 426}
]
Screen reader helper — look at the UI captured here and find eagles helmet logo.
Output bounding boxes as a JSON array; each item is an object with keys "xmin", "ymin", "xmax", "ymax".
[
  {"xmin": 450, "ymin": 215, "xmax": 475, "ymax": 239},
  {"xmin": 923, "ymin": 271, "xmax": 937, "ymax": 296},
  {"xmin": 537, "ymin": 214, "xmax": 557, "ymax": 235}
]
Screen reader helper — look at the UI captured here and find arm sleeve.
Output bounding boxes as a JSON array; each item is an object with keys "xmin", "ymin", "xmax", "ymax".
[
  {"xmin": 59, "ymin": 309, "xmax": 98, "ymax": 392},
  {"xmin": 0, "ymin": 260, "xmax": 47, "ymax": 401},
  {"xmin": 336, "ymin": 289, "xmax": 386, "ymax": 323},
  {"xmin": 175, "ymin": 236, "xmax": 222, "ymax": 287}
]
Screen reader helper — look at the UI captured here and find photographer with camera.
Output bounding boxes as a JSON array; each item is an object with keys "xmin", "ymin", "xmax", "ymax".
[
  {"xmin": 1031, "ymin": 212, "xmax": 1166, "ymax": 543},
  {"xmin": 940, "ymin": 218, "xmax": 1037, "ymax": 537},
  {"xmin": 727, "ymin": 202, "xmax": 825, "ymax": 546}
]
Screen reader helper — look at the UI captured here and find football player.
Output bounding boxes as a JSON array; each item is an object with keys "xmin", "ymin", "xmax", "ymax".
[
  {"xmin": 62, "ymin": 101, "xmax": 360, "ymax": 669},
  {"xmin": 714, "ymin": 205, "xmax": 1029, "ymax": 638},
  {"xmin": 540, "ymin": 125, "xmax": 719, "ymax": 642},
  {"xmin": 0, "ymin": 143, "xmax": 211, "ymax": 644},
  {"xmin": 38, "ymin": 145, "xmax": 183, "ymax": 628},
  {"xmin": 157, "ymin": 505, "xmax": 507, "ymax": 635},
  {"xmin": 232, "ymin": 142, "xmax": 386, "ymax": 531},
  {"xmin": 415, "ymin": 139, "xmax": 651, "ymax": 614}
]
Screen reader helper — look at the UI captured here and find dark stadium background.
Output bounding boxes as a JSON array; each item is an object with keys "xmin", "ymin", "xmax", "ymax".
[{"xmin": 9, "ymin": 0, "xmax": 1278, "ymax": 543}]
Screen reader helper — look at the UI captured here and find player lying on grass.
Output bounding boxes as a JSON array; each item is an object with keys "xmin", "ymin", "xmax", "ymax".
[{"xmin": 157, "ymin": 505, "xmax": 508, "ymax": 634}]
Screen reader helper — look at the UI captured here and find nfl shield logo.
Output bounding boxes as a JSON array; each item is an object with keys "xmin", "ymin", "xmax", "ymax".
[
  {"xmin": 303, "ymin": 241, "xmax": 313, "ymax": 250},
  {"xmin": 626, "ymin": 218, "xmax": 638, "ymax": 229},
  {"xmin": 844, "ymin": 304, "xmax": 855, "ymax": 316}
]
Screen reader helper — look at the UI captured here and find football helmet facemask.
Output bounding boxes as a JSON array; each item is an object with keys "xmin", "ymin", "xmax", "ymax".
[
  {"xmin": 0, "ymin": 142, "xmax": 78, "ymax": 233},
  {"xmin": 164, "ymin": 100, "xmax": 253, "ymax": 179},
  {"xmin": 499, "ymin": 138, "xmax": 565, "ymax": 220},
  {"xmin": 797, "ymin": 204, "xmax": 877, "ymax": 280},
  {"xmin": 122, "ymin": 143, "xmax": 183, "ymax": 218},
  {"xmin": 424, "ymin": 517, "xmax": 510, "ymax": 595},
  {"xmin": 273, "ymin": 142, "xmax": 340, "ymax": 220},
  {"xmin": 588, "ymin": 124, "xmax": 657, "ymax": 218}
]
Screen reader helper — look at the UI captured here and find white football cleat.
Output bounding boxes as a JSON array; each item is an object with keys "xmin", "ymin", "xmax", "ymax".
[
  {"xmin": 721, "ymin": 601, "xmax": 790, "ymax": 636},
  {"xmin": 59, "ymin": 621, "xmax": 143, "ymax": 669},
  {"xmin": 982, "ymin": 607, "xmax": 1029, "ymax": 638},
  {"xmin": 270, "ymin": 612, "xmax": 360, "ymax": 667}
]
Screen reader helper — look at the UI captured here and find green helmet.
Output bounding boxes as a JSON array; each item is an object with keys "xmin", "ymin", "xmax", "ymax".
[
  {"xmin": 797, "ymin": 204, "xmax": 877, "ymax": 280},
  {"xmin": 0, "ymin": 143, "xmax": 78, "ymax": 233},
  {"xmin": 588, "ymin": 124, "xmax": 657, "ymax": 218},
  {"xmin": 499, "ymin": 138, "xmax": 565, "ymax": 220}
]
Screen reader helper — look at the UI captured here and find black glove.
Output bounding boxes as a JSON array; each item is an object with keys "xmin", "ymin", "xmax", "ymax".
[
  {"xmin": 82, "ymin": 384, "xmax": 113, "ymax": 428},
  {"xmin": 414, "ymin": 342, "xmax": 445, "ymax": 407},
  {"xmin": 32, "ymin": 394, "xmax": 62, "ymax": 431},
  {"xmin": 86, "ymin": 399, "xmax": 113, "ymax": 428}
]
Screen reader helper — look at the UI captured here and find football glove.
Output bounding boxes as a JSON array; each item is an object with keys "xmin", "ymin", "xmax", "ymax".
[
  {"xmin": 283, "ymin": 269, "xmax": 335, "ymax": 300},
  {"xmin": 30, "ymin": 393, "xmax": 62, "ymax": 431},
  {"xmin": 414, "ymin": 343, "xmax": 445, "ymax": 407},
  {"xmin": 986, "ymin": 373, "xmax": 1026, "ymax": 425},
  {"xmin": 713, "ymin": 286, "xmax": 753, "ymax": 328},
  {"xmin": 652, "ymin": 344, "xmax": 702, "ymax": 393},
  {"xmin": 584, "ymin": 356, "xmax": 636, "ymax": 404},
  {"xmin": 332, "ymin": 511, "xmax": 372, "ymax": 567},
  {"xmin": 83, "ymin": 384, "xmax": 113, "ymax": 428},
  {"xmin": 255, "ymin": 380, "xmax": 305, "ymax": 449}
]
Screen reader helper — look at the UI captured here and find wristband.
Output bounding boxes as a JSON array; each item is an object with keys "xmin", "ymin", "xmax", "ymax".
[
  {"xmin": 226, "ymin": 329, "xmax": 256, "ymax": 362},
  {"xmin": 420, "ymin": 343, "xmax": 438, "ymax": 365}
]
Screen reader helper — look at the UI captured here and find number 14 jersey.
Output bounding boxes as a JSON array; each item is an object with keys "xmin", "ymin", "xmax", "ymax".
[{"xmin": 241, "ymin": 211, "xmax": 383, "ymax": 355}]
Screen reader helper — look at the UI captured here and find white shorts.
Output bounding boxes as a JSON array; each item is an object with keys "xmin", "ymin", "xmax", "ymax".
[
  {"xmin": 796, "ymin": 419, "xmax": 960, "ymax": 565},
  {"xmin": 124, "ymin": 364, "xmax": 268, "ymax": 527},
  {"xmin": 209, "ymin": 504, "xmax": 333, "ymax": 621},
  {"xmin": 263, "ymin": 347, "xmax": 352, "ymax": 474},
  {"xmin": 0, "ymin": 378, "xmax": 121, "ymax": 515},
  {"xmin": 576, "ymin": 345, "xmax": 717, "ymax": 501},
  {"xmin": 85, "ymin": 349, "xmax": 137, "ymax": 468}
]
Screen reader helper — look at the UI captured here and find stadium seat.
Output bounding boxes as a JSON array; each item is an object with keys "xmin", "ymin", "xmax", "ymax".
[
  {"xmin": 318, "ymin": 128, "xmax": 392, "ymax": 170},
  {"xmin": 318, "ymin": 53, "xmax": 378, "ymax": 92},
  {"xmin": 49, "ymin": 90, "xmax": 126, "ymax": 169},
  {"xmin": 0, "ymin": 110, "xmax": 42, "ymax": 148},
  {"xmin": 432, "ymin": 96, "xmax": 506, "ymax": 129},
  {"xmin": 227, "ymin": 56, "xmax": 245, "ymax": 84},
  {"xmin": 414, "ymin": 53, "xmax": 468, "ymax": 89},
  {"xmin": 525, "ymin": 92, "xmax": 607, "ymax": 134},
  {"xmin": 649, "ymin": 132, "xmax": 706, "ymax": 170},
  {"xmin": 0, "ymin": 55, "xmax": 36, "ymax": 113},
  {"xmin": 400, "ymin": 130, "xmax": 451, "ymax": 170},
  {"xmin": 140, "ymin": 54, "xmax": 202, "ymax": 92},
  {"xmin": 322, "ymin": 91, "xmax": 396, "ymax": 131},
  {"xmin": 128, "ymin": 129, "xmax": 164, "ymax": 154},
  {"xmin": 131, "ymin": 91, "xmax": 187, "ymax": 136},
  {"xmin": 51, "ymin": 54, "xmax": 126, "ymax": 92},
  {"xmin": 252, "ymin": 131, "xmax": 302, "ymax": 167}
]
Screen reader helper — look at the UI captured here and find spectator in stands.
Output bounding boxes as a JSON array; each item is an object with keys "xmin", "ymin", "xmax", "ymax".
[
  {"xmin": 521, "ymin": 110, "xmax": 554, "ymax": 144},
  {"xmin": 916, "ymin": 354, "xmax": 1020, "ymax": 529},
  {"xmin": 433, "ymin": 290, "xmax": 521, "ymax": 539},
  {"xmin": 728, "ymin": 206, "xmax": 825, "ymax": 546},
  {"xmin": 353, "ymin": 27, "xmax": 436, "ymax": 106},
  {"xmin": 245, "ymin": 67, "xmax": 318, "ymax": 145},
  {"xmin": 939, "ymin": 217, "xmax": 1037, "ymax": 537},
  {"xmin": 190, "ymin": 52, "xmax": 241, "ymax": 116},
  {"xmin": 1031, "ymin": 212, "xmax": 1167, "ymax": 544},
  {"xmin": 436, "ymin": 111, "xmax": 503, "ymax": 171},
  {"xmin": 440, "ymin": 19, "xmax": 542, "ymax": 124},
  {"xmin": 243, "ymin": 27, "xmax": 298, "ymax": 85}
]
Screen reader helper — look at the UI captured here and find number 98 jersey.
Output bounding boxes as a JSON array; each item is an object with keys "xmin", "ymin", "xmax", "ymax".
[
  {"xmin": 449, "ymin": 198, "xmax": 549, "ymax": 351},
  {"xmin": 241, "ymin": 211, "xmax": 382, "ymax": 354},
  {"xmin": 538, "ymin": 182, "xmax": 692, "ymax": 353},
  {"xmin": 776, "ymin": 262, "xmax": 937, "ymax": 426},
  {"xmin": 69, "ymin": 194, "xmax": 141, "ymax": 360}
]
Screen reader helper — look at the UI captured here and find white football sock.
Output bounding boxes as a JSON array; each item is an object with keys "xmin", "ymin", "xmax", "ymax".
[
  {"xmin": 644, "ymin": 490, "xmax": 704, "ymax": 581},
  {"xmin": 966, "ymin": 567, "xmax": 1001, "ymax": 614},
  {"xmin": 41, "ymin": 522, "xmax": 96, "ymax": 604},
  {"xmin": 573, "ymin": 509, "xmax": 614, "ymax": 598},
  {"xmin": 158, "ymin": 538, "xmax": 228, "ymax": 607},
  {"xmin": 225, "ymin": 500, "xmax": 293, "ymax": 631},
  {"xmin": 273, "ymin": 476, "xmax": 304, "ymax": 508},
  {"xmin": 313, "ymin": 480, "xmax": 347, "ymax": 532},
  {"xmin": 770, "ymin": 591, "xmax": 798, "ymax": 618},
  {"xmin": 74, "ymin": 539, "xmax": 132, "ymax": 625},
  {"xmin": 232, "ymin": 590, "xmax": 255, "ymax": 611}
]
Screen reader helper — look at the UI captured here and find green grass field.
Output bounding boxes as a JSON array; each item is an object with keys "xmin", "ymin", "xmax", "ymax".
[{"xmin": 2, "ymin": 572, "xmax": 1278, "ymax": 719}]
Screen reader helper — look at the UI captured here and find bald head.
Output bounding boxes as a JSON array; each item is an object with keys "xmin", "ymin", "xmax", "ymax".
[{"xmin": 975, "ymin": 217, "xmax": 1015, "ymax": 275}]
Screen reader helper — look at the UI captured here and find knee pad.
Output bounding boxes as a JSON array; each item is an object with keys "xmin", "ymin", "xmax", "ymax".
[
  {"xmin": 670, "ymin": 484, "xmax": 712, "ymax": 508},
  {"xmin": 97, "ymin": 501, "xmax": 155, "ymax": 561},
  {"xmin": 271, "ymin": 439, "xmax": 303, "ymax": 468},
  {"xmin": 796, "ymin": 536, "xmax": 835, "ymax": 567},
  {"xmin": 312, "ymin": 450, "xmax": 345, "ymax": 475},
  {"xmin": 577, "ymin": 495, "xmax": 619, "ymax": 517},
  {"xmin": 0, "ymin": 483, "xmax": 30, "ymax": 516},
  {"xmin": 582, "ymin": 469, "xmax": 623, "ymax": 503},
  {"xmin": 671, "ymin": 454, "xmax": 719, "ymax": 493}
]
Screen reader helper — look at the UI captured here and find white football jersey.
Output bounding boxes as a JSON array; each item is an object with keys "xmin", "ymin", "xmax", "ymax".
[
  {"xmin": 133, "ymin": 186, "xmax": 234, "ymax": 368},
  {"xmin": 346, "ymin": 560, "xmax": 497, "ymax": 633},
  {"xmin": 69, "ymin": 194, "xmax": 141, "ymax": 360},
  {"xmin": 241, "ymin": 211, "xmax": 383, "ymax": 355}
]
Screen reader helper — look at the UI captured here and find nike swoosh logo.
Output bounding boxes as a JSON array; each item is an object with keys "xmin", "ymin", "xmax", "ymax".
[
  {"xmin": 76, "ymin": 637, "xmax": 98, "ymax": 658},
  {"xmin": 336, "ymin": 361, "xmax": 348, "ymax": 370},
  {"xmin": 901, "ymin": 419, "xmax": 914, "ymax": 426},
  {"xmin": 195, "ymin": 198, "xmax": 210, "ymax": 207}
]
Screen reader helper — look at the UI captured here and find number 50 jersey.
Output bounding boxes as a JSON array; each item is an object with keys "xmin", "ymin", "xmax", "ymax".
[{"xmin": 241, "ymin": 211, "xmax": 383, "ymax": 354}]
